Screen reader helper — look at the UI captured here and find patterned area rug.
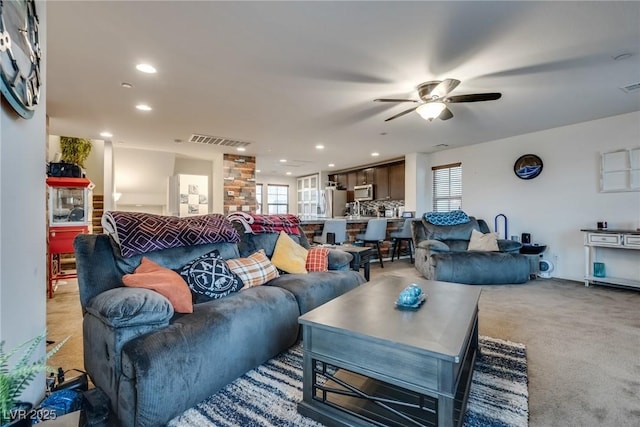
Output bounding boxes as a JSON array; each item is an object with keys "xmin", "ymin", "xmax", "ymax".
[{"xmin": 169, "ymin": 336, "xmax": 528, "ymax": 427}]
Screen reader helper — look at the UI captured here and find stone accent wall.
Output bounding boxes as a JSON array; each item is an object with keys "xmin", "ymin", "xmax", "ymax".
[{"xmin": 223, "ymin": 154, "xmax": 256, "ymax": 214}]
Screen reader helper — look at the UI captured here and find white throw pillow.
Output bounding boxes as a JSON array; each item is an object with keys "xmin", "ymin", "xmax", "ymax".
[{"xmin": 468, "ymin": 229, "xmax": 500, "ymax": 252}]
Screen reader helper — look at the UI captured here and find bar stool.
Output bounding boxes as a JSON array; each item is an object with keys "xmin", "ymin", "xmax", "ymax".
[
  {"xmin": 390, "ymin": 218, "xmax": 414, "ymax": 263},
  {"xmin": 355, "ymin": 218, "xmax": 387, "ymax": 268},
  {"xmin": 312, "ymin": 219, "xmax": 347, "ymax": 245}
]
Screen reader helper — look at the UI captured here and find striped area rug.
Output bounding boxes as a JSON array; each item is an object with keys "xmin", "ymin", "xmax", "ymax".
[{"xmin": 169, "ymin": 336, "xmax": 528, "ymax": 427}]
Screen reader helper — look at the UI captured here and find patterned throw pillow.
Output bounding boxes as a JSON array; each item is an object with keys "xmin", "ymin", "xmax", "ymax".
[
  {"xmin": 424, "ymin": 210, "xmax": 470, "ymax": 226},
  {"xmin": 179, "ymin": 250, "xmax": 244, "ymax": 303},
  {"xmin": 306, "ymin": 248, "xmax": 330, "ymax": 272},
  {"xmin": 123, "ymin": 257, "xmax": 193, "ymax": 313},
  {"xmin": 225, "ymin": 249, "xmax": 280, "ymax": 289}
]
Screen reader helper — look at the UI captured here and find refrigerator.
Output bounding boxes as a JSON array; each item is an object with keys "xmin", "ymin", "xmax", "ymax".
[{"xmin": 320, "ymin": 188, "xmax": 347, "ymax": 218}]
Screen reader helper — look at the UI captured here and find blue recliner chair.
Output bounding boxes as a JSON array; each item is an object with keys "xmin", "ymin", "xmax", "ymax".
[{"xmin": 411, "ymin": 215, "xmax": 529, "ymax": 285}]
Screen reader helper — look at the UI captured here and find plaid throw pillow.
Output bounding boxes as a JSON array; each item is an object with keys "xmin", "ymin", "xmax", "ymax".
[
  {"xmin": 226, "ymin": 249, "xmax": 280, "ymax": 289},
  {"xmin": 306, "ymin": 248, "xmax": 330, "ymax": 272}
]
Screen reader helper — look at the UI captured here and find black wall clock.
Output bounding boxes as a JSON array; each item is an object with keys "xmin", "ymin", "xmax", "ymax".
[
  {"xmin": 0, "ymin": 0, "xmax": 41, "ymax": 119},
  {"xmin": 514, "ymin": 154, "xmax": 543, "ymax": 180}
]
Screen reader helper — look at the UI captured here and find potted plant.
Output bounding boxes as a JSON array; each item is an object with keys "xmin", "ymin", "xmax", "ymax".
[
  {"xmin": 0, "ymin": 333, "xmax": 68, "ymax": 426},
  {"xmin": 59, "ymin": 137, "xmax": 92, "ymax": 168}
]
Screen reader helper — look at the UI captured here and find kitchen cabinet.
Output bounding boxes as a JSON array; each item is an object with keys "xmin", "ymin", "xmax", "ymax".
[
  {"xmin": 335, "ymin": 174, "xmax": 348, "ymax": 190},
  {"xmin": 347, "ymin": 172, "xmax": 358, "ymax": 191},
  {"xmin": 357, "ymin": 168, "xmax": 375, "ymax": 185},
  {"xmin": 297, "ymin": 174, "xmax": 320, "ymax": 216},
  {"xmin": 375, "ymin": 166, "xmax": 390, "ymax": 200},
  {"xmin": 330, "ymin": 160, "xmax": 405, "ymax": 202},
  {"xmin": 389, "ymin": 162, "xmax": 405, "ymax": 200}
]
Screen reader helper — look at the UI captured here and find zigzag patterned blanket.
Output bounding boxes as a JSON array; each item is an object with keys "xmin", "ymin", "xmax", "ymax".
[
  {"xmin": 227, "ymin": 212, "xmax": 301, "ymax": 235},
  {"xmin": 102, "ymin": 211, "xmax": 240, "ymax": 258}
]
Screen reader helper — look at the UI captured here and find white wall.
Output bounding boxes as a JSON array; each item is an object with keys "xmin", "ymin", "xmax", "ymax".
[
  {"xmin": 113, "ymin": 147, "xmax": 176, "ymax": 210},
  {"xmin": 423, "ymin": 112, "xmax": 640, "ymax": 282},
  {"xmin": 0, "ymin": 0, "xmax": 48, "ymax": 403}
]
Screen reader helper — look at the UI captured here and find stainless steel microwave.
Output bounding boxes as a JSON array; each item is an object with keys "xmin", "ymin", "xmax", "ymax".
[{"xmin": 354, "ymin": 184, "xmax": 374, "ymax": 201}]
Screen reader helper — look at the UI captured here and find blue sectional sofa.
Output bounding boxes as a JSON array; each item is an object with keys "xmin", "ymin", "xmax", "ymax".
[{"xmin": 74, "ymin": 229, "xmax": 365, "ymax": 427}]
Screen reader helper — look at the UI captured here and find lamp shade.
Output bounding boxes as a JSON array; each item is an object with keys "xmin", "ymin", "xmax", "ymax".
[{"xmin": 416, "ymin": 102, "xmax": 446, "ymax": 121}]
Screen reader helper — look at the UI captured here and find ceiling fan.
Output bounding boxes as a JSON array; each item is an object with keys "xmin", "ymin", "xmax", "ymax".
[{"xmin": 374, "ymin": 79, "xmax": 501, "ymax": 122}]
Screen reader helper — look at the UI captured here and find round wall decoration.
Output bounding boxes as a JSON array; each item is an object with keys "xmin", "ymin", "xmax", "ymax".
[
  {"xmin": 514, "ymin": 154, "xmax": 543, "ymax": 180},
  {"xmin": 0, "ymin": 0, "xmax": 42, "ymax": 119}
]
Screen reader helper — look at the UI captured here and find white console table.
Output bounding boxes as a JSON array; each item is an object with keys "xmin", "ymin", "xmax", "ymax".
[{"xmin": 581, "ymin": 229, "xmax": 640, "ymax": 289}]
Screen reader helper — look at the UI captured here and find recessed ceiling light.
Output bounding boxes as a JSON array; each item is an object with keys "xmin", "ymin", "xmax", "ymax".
[
  {"xmin": 371, "ymin": 152, "xmax": 380, "ymax": 157},
  {"xmin": 256, "ymin": 169, "xmax": 261, "ymax": 173},
  {"xmin": 279, "ymin": 159, "xmax": 287, "ymax": 163},
  {"xmin": 236, "ymin": 147, "xmax": 246, "ymax": 152},
  {"xmin": 286, "ymin": 172, "xmax": 292, "ymax": 175},
  {"xmin": 121, "ymin": 82, "xmax": 133, "ymax": 89},
  {"xmin": 136, "ymin": 104, "xmax": 152, "ymax": 111},
  {"xmin": 100, "ymin": 131, "xmax": 113, "ymax": 138},
  {"xmin": 136, "ymin": 63, "xmax": 157, "ymax": 74},
  {"xmin": 328, "ymin": 163, "xmax": 335, "ymax": 167},
  {"xmin": 315, "ymin": 144, "xmax": 325, "ymax": 150}
]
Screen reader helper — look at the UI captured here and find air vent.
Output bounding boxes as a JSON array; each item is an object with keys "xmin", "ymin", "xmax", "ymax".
[
  {"xmin": 620, "ymin": 82, "xmax": 640, "ymax": 93},
  {"xmin": 188, "ymin": 134, "xmax": 251, "ymax": 147}
]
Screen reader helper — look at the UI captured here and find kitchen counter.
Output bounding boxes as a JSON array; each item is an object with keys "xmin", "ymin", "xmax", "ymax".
[
  {"xmin": 299, "ymin": 217, "xmax": 410, "ymax": 261},
  {"xmin": 300, "ymin": 216, "xmax": 405, "ymax": 225}
]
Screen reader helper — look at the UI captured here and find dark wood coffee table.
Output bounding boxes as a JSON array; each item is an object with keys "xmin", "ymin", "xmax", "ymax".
[
  {"xmin": 321, "ymin": 245, "xmax": 373, "ymax": 281},
  {"xmin": 298, "ymin": 276, "xmax": 480, "ymax": 427}
]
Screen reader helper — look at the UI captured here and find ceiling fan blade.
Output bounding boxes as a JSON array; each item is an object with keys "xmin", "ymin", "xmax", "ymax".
[
  {"xmin": 444, "ymin": 92, "xmax": 502, "ymax": 103},
  {"xmin": 430, "ymin": 79, "xmax": 461, "ymax": 99},
  {"xmin": 384, "ymin": 106, "xmax": 419, "ymax": 122},
  {"xmin": 439, "ymin": 107, "xmax": 454, "ymax": 121},
  {"xmin": 374, "ymin": 98, "xmax": 419, "ymax": 103}
]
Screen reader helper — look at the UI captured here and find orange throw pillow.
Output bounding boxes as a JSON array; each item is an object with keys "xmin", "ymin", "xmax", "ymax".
[{"xmin": 122, "ymin": 257, "xmax": 193, "ymax": 313}]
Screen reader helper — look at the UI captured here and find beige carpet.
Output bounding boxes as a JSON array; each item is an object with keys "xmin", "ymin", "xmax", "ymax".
[{"xmin": 47, "ymin": 260, "xmax": 640, "ymax": 426}]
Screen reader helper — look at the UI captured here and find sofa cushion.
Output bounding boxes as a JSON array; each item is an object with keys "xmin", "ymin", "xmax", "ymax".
[
  {"xmin": 268, "ymin": 271, "xmax": 366, "ymax": 314},
  {"xmin": 237, "ymin": 229, "xmax": 310, "ymax": 258},
  {"xmin": 122, "ymin": 257, "xmax": 193, "ymax": 313},
  {"xmin": 430, "ymin": 252, "xmax": 529, "ymax": 285},
  {"xmin": 86, "ymin": 287, "xmax": 174, "ymax": 328},
  {"xmin": 179, "ymin": 250, "xmax": 244, "ymax": 303},
  {"xmin": 119, "ymin": 285, "xmax": 300, "ymax": 427},
  {"xmin": 226, "ymin": 249, "xmax": 280, "ymax": 288},
  {"xmin": 111, "ymin": 238, "xmax": 240, "ymax": 275},
  {"xmin": 306, "ymin": 248, "xmax": 330, "ymax": 272},
  {"xmin": 327, "ymin": 249, "xmax": 353, "ymax": 270},
  {"xmin": 271, "ymin": 231, "xmax": 308, "ymax": 274},
  {"xmin": 468, "ymin": 229, "xmax": 500, "ymax": 251},
  {"xmin": 422, "ymin": 217, "xmax": 480, "ymax": 241}
]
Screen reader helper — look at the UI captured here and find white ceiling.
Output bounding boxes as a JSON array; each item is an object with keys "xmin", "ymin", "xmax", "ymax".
[{"xmin": 46, "ymin": 1, "xmax": 640, "ymax": 177}]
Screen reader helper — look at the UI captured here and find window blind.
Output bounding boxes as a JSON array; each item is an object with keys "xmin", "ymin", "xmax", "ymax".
[{"xmin": 432, "ymin": 162, "xmax": 462, "ymax": 212}]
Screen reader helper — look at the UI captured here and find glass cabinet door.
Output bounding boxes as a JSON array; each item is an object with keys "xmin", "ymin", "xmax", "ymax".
[{"xmin": 49, "ymin": 186, "xmax": 88, "ymax": 226}]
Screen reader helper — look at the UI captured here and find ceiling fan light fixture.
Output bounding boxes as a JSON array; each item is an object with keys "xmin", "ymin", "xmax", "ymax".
[{"xmin": 416, "ymin": 102, "xmax": 446, "ymax": 121}]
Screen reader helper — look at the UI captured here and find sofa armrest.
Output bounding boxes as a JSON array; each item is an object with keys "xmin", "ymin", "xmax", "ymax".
[
  {"xmin": 328, "ymin": 249, "xmax": 353, "ymax": 271},
  {"xmin": 85, "ymin": 287, "xmax": 174, "ymax": 328},
  {"xmin": 416, "ymin": 239, "xmax": 450, "ymax": 253},
  {"xmin": 498, "ymin": 239, "xmax": 522, "ymax": 253}
]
